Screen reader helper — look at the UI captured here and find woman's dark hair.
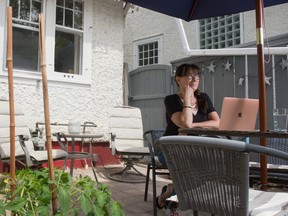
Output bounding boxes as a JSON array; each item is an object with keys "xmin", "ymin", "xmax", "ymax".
[
  {"xmin": 174, "ymin": 64, "xmax": 201, "ymax": 79},
  {"xmin": 175, "ymin": 63, "xmax": 208, "ymax": 114}
]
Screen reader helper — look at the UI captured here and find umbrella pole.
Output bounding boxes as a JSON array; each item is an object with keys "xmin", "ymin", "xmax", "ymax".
[
  {"xmin": 7, "ymin": 6, "xmax": 16, "ymax": 196},
  {"xmin": 255, "ymin": 0, "xmax": 268, "ymax": 189},
  {"xmin": 38, "ymin": 14, "xmax": 58, "ymax": 214}
]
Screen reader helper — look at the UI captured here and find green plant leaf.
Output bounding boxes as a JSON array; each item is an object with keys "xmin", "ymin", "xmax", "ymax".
[
  {"xmin": 58, "ymin": 186, "xmax": 71, "ymax": 214},
  {"xmin": 110, "ymin": 201, "xmax": 125, "ymax": 216},
  {"xmin": 35, "ymin": 205, "xmax": 50, "ymax": 216},
  {"xmin": 95, "ymin": 190, "xmax": 109, "ymax": 208},
  {"xmin": 0, "ymin": 201, "xmax": 6, "ymax": 215},
  {"xmin": 80, "ymin": 193, "xmax": 92, "ymax": 214},
  {"xmin": 5, "ymin": 197, "xmax": 26, "ymax": 211}
]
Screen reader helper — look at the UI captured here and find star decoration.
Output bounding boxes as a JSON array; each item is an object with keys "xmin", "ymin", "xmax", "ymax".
[
  {"xmin": 279, "ymin": 58, "xmax": 288, "ymax": 70},
  {"xmin": 238, "ymin": 77, "xmax": 244, "ymax": 86},
  {"xmin": 207, "ymin": 61, "xmax": 216, "ymax": 73},
  {"xmin": 265, "ymin": 76, "xmax": 272, "ymax": 85},
  {"xmin": 223, "ymin": 60, "xmax": 232, "ymax": 71}
]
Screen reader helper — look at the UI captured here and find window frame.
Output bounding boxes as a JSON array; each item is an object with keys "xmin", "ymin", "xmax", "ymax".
[{"xmin": 132, "ymin": 35, "xmax": 163, "ymax": 69}]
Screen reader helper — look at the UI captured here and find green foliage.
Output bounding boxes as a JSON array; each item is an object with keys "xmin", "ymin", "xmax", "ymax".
[{"xmin": 0, "ymin": 168, "xmax": 124, "ymax": 216}]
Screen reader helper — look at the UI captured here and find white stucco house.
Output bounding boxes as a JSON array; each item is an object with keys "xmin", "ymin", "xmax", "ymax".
[{"xmin": 0, "ymin": 0, "xmax": 126, "ymax": 143}]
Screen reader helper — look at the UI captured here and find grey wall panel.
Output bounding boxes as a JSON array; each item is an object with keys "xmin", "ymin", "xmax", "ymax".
[{"xmin": 128, "ymin": 65, "xmax": 172, "ymax": 132}]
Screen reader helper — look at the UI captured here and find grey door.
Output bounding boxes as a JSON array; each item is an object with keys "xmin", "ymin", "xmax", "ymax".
[{"xmin": 128, "ymin": 64, "xmax": 172, "ymax": 132}]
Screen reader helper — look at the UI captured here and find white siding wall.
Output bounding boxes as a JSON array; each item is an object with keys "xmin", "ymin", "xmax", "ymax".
[
  {"xmin": 124, "ymin": 4, "xmax": 288, "ymax": 71},
  {"xmin": 0, "ymin": 0, "xmax": 124, "ymax": 140},
  {"xmin": 124, "ymin": 8, "xmax": 197, "ymax": 70},
  {"xmin": 243, "ymin": 4, "xmax": 288, "ymax": 43}
]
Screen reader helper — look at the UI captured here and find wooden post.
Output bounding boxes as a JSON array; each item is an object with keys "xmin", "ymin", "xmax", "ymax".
[
  {"xmin": 38, "ymin": 14, "xmax": 58, "ymax": 214},
  {"xmin": 255, "ymin": 0, "xmax": 268, "ymax": 189},
  {"xmin": 7, "ymin": 6, "xmax": 16, "ymax": 196}
]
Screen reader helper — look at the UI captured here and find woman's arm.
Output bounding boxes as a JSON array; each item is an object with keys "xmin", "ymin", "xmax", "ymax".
[
  {"xmin": 191, "ymin": 111, "xmax": 220, "ymax": 129},
  {"xmin": 172, "ymin": 110, "xmax": 220, "ymax": 129},
  {"xmin": 171, "ymin": 109, "xmax": 193, "ymax": 128}
]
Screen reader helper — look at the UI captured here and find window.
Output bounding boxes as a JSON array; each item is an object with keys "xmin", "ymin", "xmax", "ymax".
[
  {"xmin": 9, "ymin": 0, "xmax": 41, "ymax": 71},
  {"xmin": 55, "ymin": 0, "xmax": 83, "ymax": 74},
  {"xmin": 133, "ymin": 35, "xmax": 163, "ymax": 69},
  {"xmin": 5, "ymin": 0, "xmax": 92, "ymax": 85},
  {"xmin": 199, "ymin": 14, "xmax": 242, "ymax": 49},
  {"xmin": 138, "ymin": 42, "xmax": 158, "ymax": 66}
]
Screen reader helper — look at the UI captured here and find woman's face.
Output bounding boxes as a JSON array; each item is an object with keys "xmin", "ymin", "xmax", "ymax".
[{"xmin": 176, "ymin": 69, "xmax": 200, "ymax": 91}]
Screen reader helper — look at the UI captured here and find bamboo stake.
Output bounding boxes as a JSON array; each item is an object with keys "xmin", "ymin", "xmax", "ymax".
[
  {"xmin": 7, "ymin": 6, "xmax": 16, "ymax": 196},
  {"xmin": 38, "ymin": 14, "xmax": 58, "ymax": 214}
]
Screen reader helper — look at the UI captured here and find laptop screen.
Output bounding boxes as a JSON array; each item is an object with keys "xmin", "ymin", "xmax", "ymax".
[{"xmin": 219, "ymin": 97, "xmax": 259, "ymax": 131}]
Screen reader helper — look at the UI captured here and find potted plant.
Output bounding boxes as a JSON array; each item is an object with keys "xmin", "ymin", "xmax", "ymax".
[{"xmin": 0, "ymin": 168, "xmax": 124, "ymax": 215}]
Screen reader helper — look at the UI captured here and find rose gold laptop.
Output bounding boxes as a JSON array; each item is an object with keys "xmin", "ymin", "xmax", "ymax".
[{"xmin": 219, "ymin": 97, "xmax": 259, "ymax": 131}]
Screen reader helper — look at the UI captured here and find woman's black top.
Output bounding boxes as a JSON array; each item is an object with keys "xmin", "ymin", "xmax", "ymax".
[{"xmin": 163, "ymin": 92, "xmax": 216, "ymax": 136}]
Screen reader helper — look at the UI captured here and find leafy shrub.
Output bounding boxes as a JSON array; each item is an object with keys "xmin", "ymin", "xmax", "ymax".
[{"xmin": 0, "ymin": 168, "xmax": 124, "ymax": 216}]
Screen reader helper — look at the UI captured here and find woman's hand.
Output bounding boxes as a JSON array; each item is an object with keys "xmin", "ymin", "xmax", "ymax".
[{"xmin": 180, "ymin": 84, "xmax": 194, "ymax": 102}]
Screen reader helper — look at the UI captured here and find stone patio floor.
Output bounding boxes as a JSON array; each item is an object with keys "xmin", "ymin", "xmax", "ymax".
[{"xmin": 72, "ymin": 163, "xmax": 210, "ymax": 216}]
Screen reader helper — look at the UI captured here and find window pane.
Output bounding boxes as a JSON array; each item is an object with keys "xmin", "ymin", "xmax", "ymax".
[
  {"xmin": 139, "ymin": 59, "xmax": 143, "ymax": 66},
  {"xmin": 13, "ymin": 27, "xmax": 39, "ymax": 71},
  {"xmin": 57, "ymin": 0, "xmax": 64, "ymax": 6},
  {"xmin": 74, "ymin": 12, "xmax": 83, "ymax": 30},
  {"xmin": 65, "ymin": 0, "xmax": 73, "ymax": 9},
  {"xmin": 55, "ymin": 31, "xmax": 81, "ymax": 74},
  {"xmin": 32, "ymin": 1, "xmax": 41, "ymax": 22},
  {"xmin": 56, "ymin": 7, "xmax": 63, "ymax": 25},
  {"xmin": 75, "ymin": 1, "xmax": 83, "ymax": 11},
  {"xmin": 139, "ymin": 46, "xmax": 143, "ymax": 52},
  {"xmin": 10, "ymin": 0, "xmax": 19, "ymax": 18},
  {"xmin": 20, "ymin": 0, "xmax": 31, "ymax": 21},
  {"xmin": 155, "ymin": 57, "xmax": 158, "ymax": 64},
  {"xmin": 65, "ymin": 9, "xmax": 73, "ymax": 28}
]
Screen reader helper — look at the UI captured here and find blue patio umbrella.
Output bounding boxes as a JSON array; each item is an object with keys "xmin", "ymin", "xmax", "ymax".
[
  {"xmin": 124, "ymin": 0, "xmax": 288, "ymax": 187},
  {"xmin": 124, "ymin": 0, "xmax": 288, "ymax": 21}
]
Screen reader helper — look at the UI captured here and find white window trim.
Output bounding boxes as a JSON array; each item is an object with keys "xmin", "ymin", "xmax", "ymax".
[
  {"xmin": 132, "ymin": 34, "xmax": 163, "ymax": 70},
  {"xmin": 0, "ymin": 0, "xmax": 93, "ymax": 87}
]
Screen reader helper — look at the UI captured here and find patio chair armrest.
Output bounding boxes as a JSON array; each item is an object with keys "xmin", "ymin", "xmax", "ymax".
[
  {"xmin": 18, "ymin": 135, "xmax": 33, "ymax": 167},
  {"xmin": 53, "ymin": 132, "xmax": 68, "ymax": 152},
  {"xmin": 110, "ymin": 132, "xmax": 116, "ymax": 155}
]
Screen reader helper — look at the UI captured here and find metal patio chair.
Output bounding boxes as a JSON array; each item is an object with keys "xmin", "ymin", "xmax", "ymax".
[
  {"xmin": 159, "ymin": 135, "xmax": 288, "ymax": 216},
  {"xmin": 143, "ymin": 129, "xmax": 169, "ymax": 216},
  {"xmin": 108, "ymin": 106, "xmax": 150, "ymax": 183},
  {"xmin": 0, "ymin": 99, "xmax": 67, "ymax": 169}
]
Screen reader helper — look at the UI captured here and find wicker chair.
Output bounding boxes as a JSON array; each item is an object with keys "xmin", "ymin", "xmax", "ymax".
[
  {"xmin": 143, "ymin": 129, "xmax": 169, "ymax": 216},
  {"xmin": 159, "ymin": 136, "xmax": 288, "ymax": 216},
  {"xmin": 250, "ymin": 137, "xmax": 288, "ymax": 185}
]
